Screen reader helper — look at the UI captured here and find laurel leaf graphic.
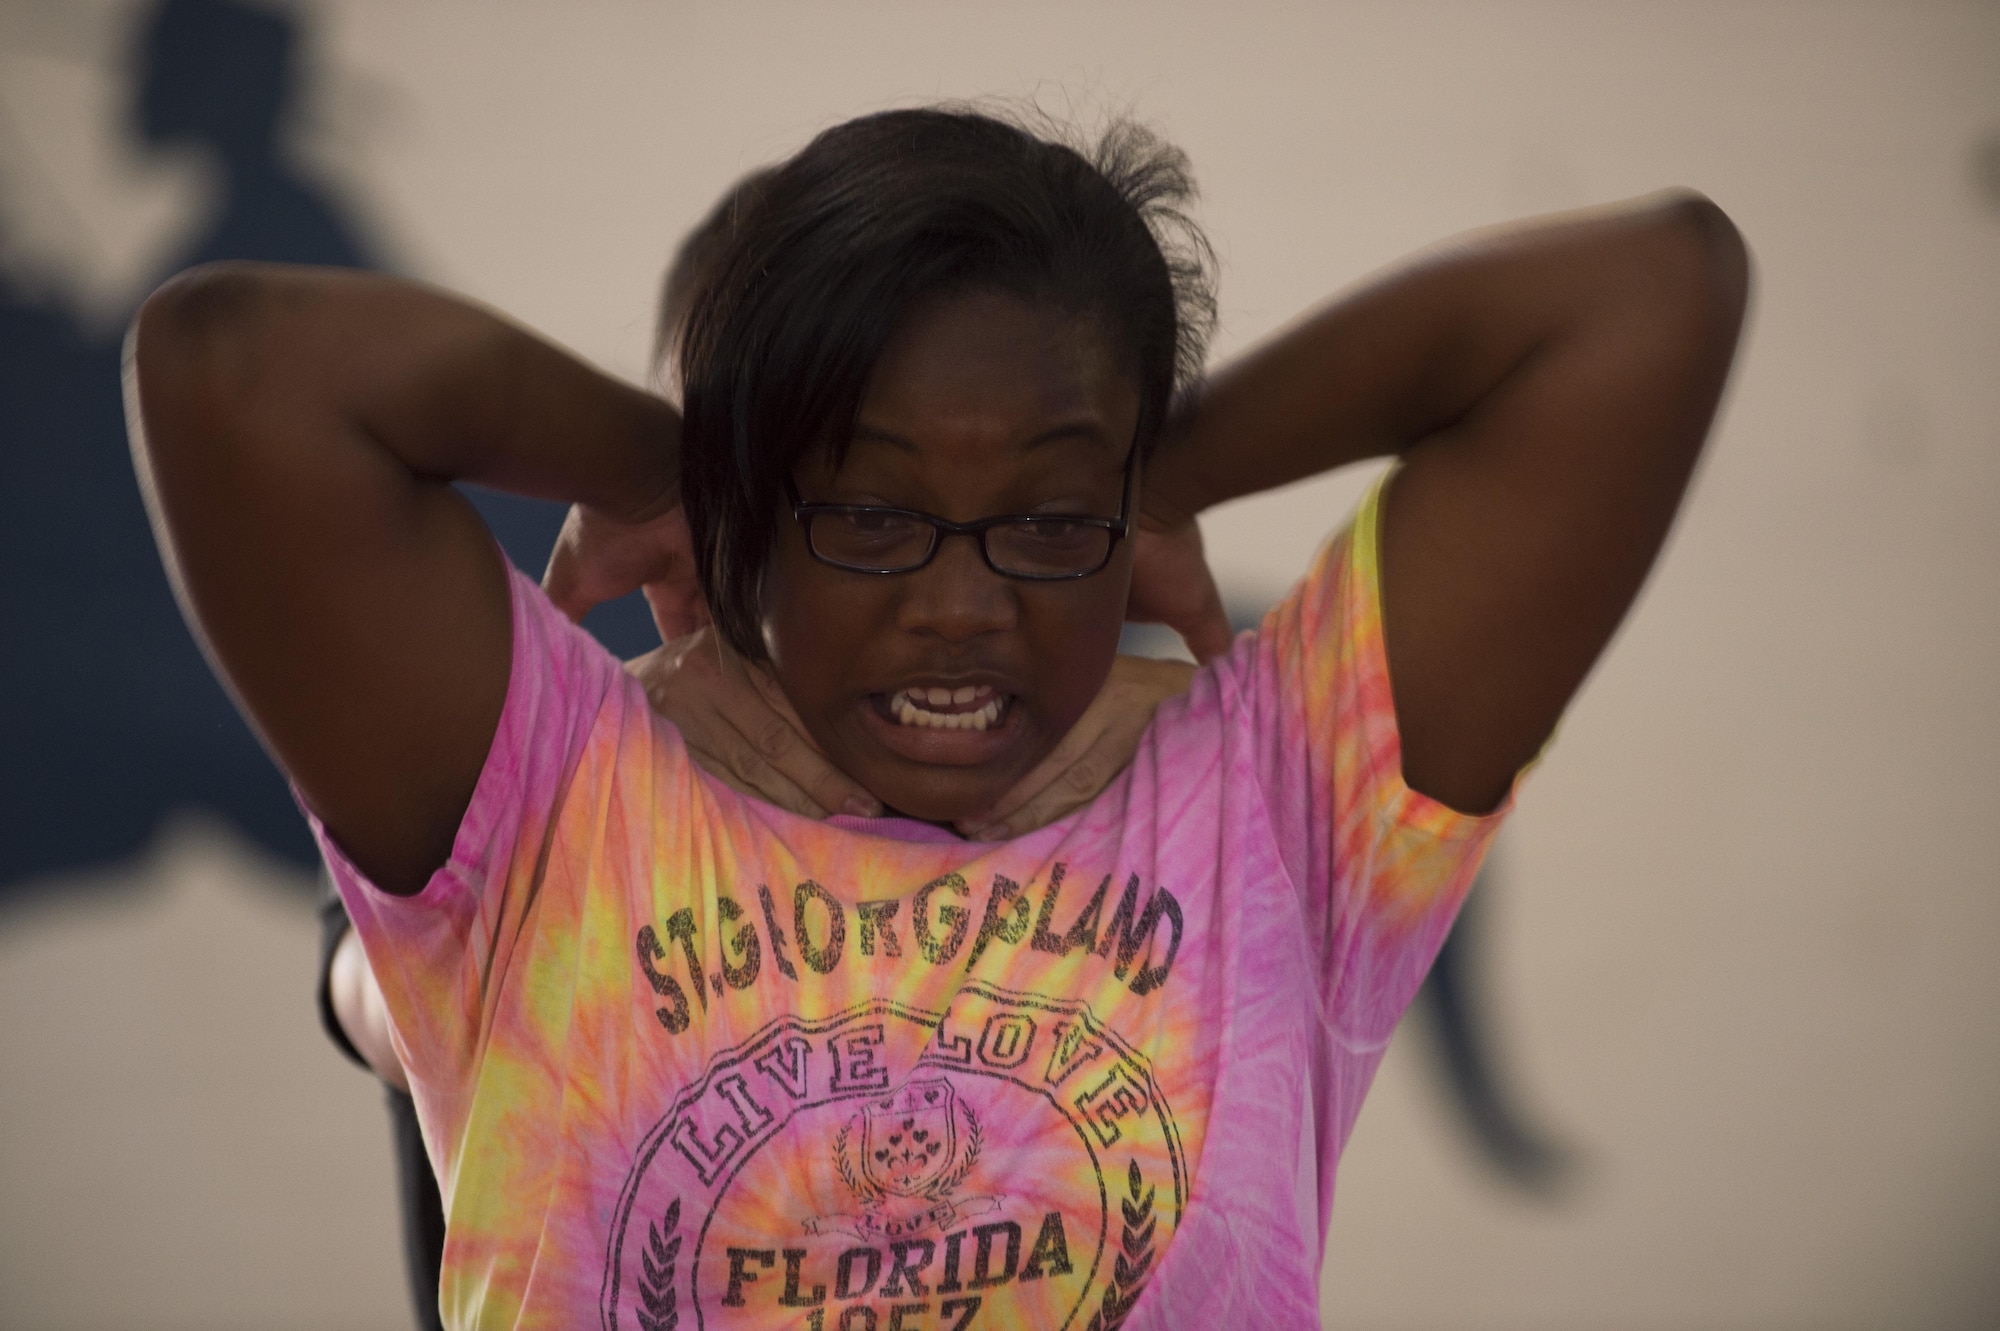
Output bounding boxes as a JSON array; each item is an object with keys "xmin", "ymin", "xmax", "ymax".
[
  {"xmin": 1114, "ymin": 1248, "xmax": 1155, "ymax": 1286},
  {"xmin": 1087, "ymin": 1158, "xmax": 1156, "ymax": 1331},
  {"xmin": 636, "ymin": 1197, "xmax": 683, "ymax": 1331}
]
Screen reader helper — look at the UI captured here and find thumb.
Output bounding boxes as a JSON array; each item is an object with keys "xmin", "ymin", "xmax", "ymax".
[
  {"xmin": 541, "ymin": 515, "xmax": 603, "ymax": 625},
  {"xmin": 1168, "ymin": 591, "xmax": 1232, "ymax": 659},
  {"xmin": 643, "ymin": 579, "xmax": 710, "ymax": 642},
  {"xmin": 1173, "ymin": 572, "xmax": 1235, "ymax": 664}
]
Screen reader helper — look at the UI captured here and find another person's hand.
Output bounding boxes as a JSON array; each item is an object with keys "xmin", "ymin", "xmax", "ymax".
[
  {"xmin": 956, "ymin": 654, "xmax": 1198, "ymax": 841},
  {"xmin": 543, "ymin": 500, "xmax": 708, "ymax": 642},
  {"xmin": 545, "ymin": 497, "xmax": 881, "ymax": 818},
  {"xmin": 1127, "ymin": 511, "xmax": 1233, "ymax": 664},
  {"xmin": 628, "ymin": 628, "xmax": 882, "ymax": 820},
  {"xmin": 548, "ymin": 496, "xmax": 1207, "ymax": 835},
  {"xmin": 331, "ymin": 651, "xmax": 1190, "ymax": 1094}
]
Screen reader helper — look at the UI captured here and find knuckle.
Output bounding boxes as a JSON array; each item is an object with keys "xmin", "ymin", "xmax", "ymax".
[
  {"xmin": 755, "ymin": 720, "xmax": 794, "ymax": 760},
  {"xmin": 989, "ymin": 804, "xmax": 1030, "ymax": 837},
  {"xmin": 652, "ymin": 687, "xmax": 695, "ymax": 724},
  {"xmin": 674, "ymin": 718, "xmax": 721, "ymax": 752},
  {"xmin": 684, "ymin": 744, "xmax": 734, "ymax": 788},
  {"xmin": 769, "ymin": 789, "xmax": 815, "ymax": 817},
  {"xmin": 1061, "ymin": 759, "xmax": 1100, "ymax": 797},
  {"xmin": 1012, "ymin": 794, "xmax": 1071, "ymax": 836}
]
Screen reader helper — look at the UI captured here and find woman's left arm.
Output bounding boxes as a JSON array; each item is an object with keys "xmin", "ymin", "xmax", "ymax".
[{"xmin": 1144, "ymin": 192, "xmax": 1749, "ymax": 814}]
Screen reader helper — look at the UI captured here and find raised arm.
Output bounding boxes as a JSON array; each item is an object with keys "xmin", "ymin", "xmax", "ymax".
[
  {"xmin": 126, "ymin": 264, "xmax": 679, "ymax": 892},
  {"xmin": 1145, "ymin": 193, "xmax": 1749, "ymax": 813}
]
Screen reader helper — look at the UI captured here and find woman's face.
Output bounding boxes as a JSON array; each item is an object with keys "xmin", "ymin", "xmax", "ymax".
[{"xmin": 760, "ymin": 289, "xmax": 1140, "ymax": 824}]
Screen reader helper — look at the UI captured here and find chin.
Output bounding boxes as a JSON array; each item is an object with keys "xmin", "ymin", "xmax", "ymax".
[{"xmin": 868, "ymin": 761, "xmax": 1016, "ymax": 826}]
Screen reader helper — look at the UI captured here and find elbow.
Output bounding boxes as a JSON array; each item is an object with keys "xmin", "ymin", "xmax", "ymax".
[
  {"xmin": 1648, "ymin": 191, "xmax": 1752, "ymax": 332},
  {"xmin": 131, "ymin": 262, "xmax": 274, "ymax": 383},
  {"xmin": 127, "ymin": 263, "xmax": 285, "ymax": 453}
]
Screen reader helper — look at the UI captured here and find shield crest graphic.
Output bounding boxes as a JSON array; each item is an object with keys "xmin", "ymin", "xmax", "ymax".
[{"xmin": 860, "ymin": 1077, "xmax": 959, "ymax": 1197}]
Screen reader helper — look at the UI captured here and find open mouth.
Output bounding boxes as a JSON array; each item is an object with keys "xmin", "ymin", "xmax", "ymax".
[{"xmin": 885, "ymin": 685, "xmax": 1009, "ymax": 732}]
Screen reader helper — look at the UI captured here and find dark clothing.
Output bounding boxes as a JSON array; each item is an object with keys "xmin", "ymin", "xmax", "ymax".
[{"xmin": 386, "ymin": 1085, "xmax": 448, "ymax": 1331}]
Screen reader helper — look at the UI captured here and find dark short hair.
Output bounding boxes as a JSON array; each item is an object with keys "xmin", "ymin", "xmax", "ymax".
[
  {"xmin": 676, "ymin": 106, "xmax": 1217, "ymax": 660},
  {"xmin": 653, "ymin": 167, "xmax": 777, "ymax": 373}
]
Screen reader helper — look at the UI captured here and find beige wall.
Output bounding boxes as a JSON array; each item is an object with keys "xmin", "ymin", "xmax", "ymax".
[{"xmin": 3, "ymin": 2, "xmax": 1997, "ymax": 1327}]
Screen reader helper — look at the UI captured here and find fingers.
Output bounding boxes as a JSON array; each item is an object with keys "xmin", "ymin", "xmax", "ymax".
[
  {"xmin": 684, "ymin": 738, "xmax": 831, "ymax": 820},
  {"xmin": 543, "ymin": 502, "xmax": 701, "ymax": 631},
  {"xmin": 958, "ymin": 677, "xmax": 1125, "ymax": 839},
  {"xmin": 643, "ymin": 578, "xmax": 710, "ymax": 642},
  {"xmin": 630, "ymin": 631, "xmax": 880, "ymax": 820},
  {"xmin": 958, "ymin": 717, "xmax": 1099, "ymax": 840},
  {"xmin": 634, "ymin": 646, "xmax": 830, "ymax": 817},
  {"xmin": 541, "ymin": 505, "xmax": 598, "ymax": 623},
  {"xmin": 958, "ymin": 655, "xmax": 1196, "ymax": 841},
  {"xmin": 735, "ymin": 713, "xmax": 880, "ymax": 818},
  {"xmin": 728, "ymin": 654, "xmax": 881, "ymax": 818},
  {"xmin": 1126, "ymin": 516, "xmax": 1236, "ymax": 663},
  {"xmin": 639, "ymin": 507, "xmax": 707, "ymax": 639},
  {"xmin": 1172, "ymin": 576, "xmax": 1235, "ymax": 664},
  {"xmin": 963, "ymin": 749, "xmax": 1108, "ymax": 842}
]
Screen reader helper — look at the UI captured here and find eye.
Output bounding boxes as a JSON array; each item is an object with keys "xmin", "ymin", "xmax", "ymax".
[
  {"xmin": 813, "ymin": 509, "xmax": 930, "ymax": 565},
  {"xmin": 986, "ymin": 517, "xmax": 1116, "ymax": 576},
  {"xmin": 836, "ymin": 510, "xmax": 921, "ymax": 541},
  {"xmin": 1011, "ymin": 518, "xmax": 1097, "ymax": 551}
]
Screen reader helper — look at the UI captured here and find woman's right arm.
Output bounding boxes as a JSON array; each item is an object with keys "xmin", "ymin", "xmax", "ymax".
[{"xmin": 127, "ymin": 263, "xmax": 680, "ymax": 893}]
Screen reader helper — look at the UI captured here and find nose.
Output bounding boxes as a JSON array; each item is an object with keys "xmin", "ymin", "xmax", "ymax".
[{"xmin": 894, "ymin": 531, "xmax": 1017, "ymax": 643}]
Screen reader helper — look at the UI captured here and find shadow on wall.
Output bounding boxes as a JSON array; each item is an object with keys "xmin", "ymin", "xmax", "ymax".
[
  {"xmin": 2, "ymin": 0, "xmax": 1578, "ymax": 1204},
  {"xmin": 0, "ymin": 0, "xmax": 654, "ymax": 904},
  {"xmin": 1414, "ymin": 864, "xmax": 1577, "ymax": 1196}
]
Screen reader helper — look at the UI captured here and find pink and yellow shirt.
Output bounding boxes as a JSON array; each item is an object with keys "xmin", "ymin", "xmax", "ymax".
[{"xmin": 318, "ymin": 480, "xmax": 1511, "ymax": 1330}]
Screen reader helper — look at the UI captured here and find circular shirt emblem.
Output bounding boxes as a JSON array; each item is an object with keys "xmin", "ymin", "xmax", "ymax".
[{"xmin": 603, "ymin": 984, "xmax": 1185, "ymax": 1330}]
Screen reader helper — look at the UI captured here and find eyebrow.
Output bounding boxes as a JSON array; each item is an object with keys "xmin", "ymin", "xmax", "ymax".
[{"xmin": 849, "ymin": 419, "xmax": 1115, "ymax": 454}]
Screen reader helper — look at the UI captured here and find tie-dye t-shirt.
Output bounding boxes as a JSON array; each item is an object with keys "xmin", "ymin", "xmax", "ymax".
[{"xmin": 316, "ymin": 479, "xmax": 1513, "ymax": 1331}]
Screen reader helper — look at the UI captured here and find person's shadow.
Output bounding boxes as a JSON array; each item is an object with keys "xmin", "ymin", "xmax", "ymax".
[
  {"xmin": 0, "ymin": 0, "xmax": 651, "ymax": 901},
  {"xmin": 1414, "ymin": 864, "xmax": 1578, "ymax": 1194},
  {"xmin": 135, "ymin": 0, "xmax": 369, "ymax": 272},
  {"xmin": 3, "ymin": 0, "xmax": 1578, "ymax": 1208}
]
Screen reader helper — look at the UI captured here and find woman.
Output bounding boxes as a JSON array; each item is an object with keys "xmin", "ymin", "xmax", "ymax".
[
  {"xmin": 129, "ymin": 107, "xmax": 1745, "ymax": 1328},
  {"xmin": 315, "ymin": 166, "xmax": 1207, "ymax": 1331}
]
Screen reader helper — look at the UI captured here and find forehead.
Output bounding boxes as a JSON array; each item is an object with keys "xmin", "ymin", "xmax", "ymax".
[{"xmin": 846, "ymin": 289, "xmax": 1138, "ymax": 471}]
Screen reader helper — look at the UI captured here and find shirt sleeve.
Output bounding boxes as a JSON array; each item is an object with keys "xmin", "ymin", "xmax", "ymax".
[
  {"xmin": 302, "ymin": 562, "xmax": 628, "ymax": 1098},
  {"xmin": 1234, "ymin": 468, "xmax": 1521, "ymax": 1051}
]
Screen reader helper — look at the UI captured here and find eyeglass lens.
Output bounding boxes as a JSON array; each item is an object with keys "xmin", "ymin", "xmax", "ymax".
[{"xmin": 808, "ymin": 511, "xmax": 1114, "ymax": 576}]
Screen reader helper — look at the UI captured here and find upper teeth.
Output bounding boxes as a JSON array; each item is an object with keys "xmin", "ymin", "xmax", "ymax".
[{"xmin": 891, "ymin": 687, "xmax": 1004, "ymax": 731}]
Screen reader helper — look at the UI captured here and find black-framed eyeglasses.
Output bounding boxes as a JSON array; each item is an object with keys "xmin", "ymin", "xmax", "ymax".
[{"xmin": 786, "ymin": 447, "xmax": 1137, "ymax": 579}]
